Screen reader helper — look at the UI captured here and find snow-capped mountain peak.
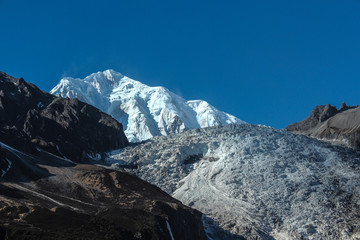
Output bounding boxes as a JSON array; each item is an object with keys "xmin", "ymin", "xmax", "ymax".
[{"xmin": 51, "ymin": 69, "xmax": 244, "ymax": 142}]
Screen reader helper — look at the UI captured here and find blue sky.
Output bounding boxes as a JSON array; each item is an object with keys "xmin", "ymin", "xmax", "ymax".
[{"xmin": 1, "ymin": 0, "xmax": 359, "ymax": 128}]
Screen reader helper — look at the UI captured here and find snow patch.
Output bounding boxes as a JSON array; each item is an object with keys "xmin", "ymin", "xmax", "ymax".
[
  {"xmin": 0, "ymin": 142, "xmax": 18, "ymax": 152},
  {"xmin": 87, "ymin": 153, "xmax": 102, "ymax": 161},
  {"xmin": 1, "ymin": 158, "xmax": 12, "ymax": 177},
  {"xmin": 202, "ymin": 215, "xmax": 215, "ymax": 240},
  {"xmin": 37, "ymin": 101, "xmax": 44, "ymax": 108},
  {"xmin": 54, "ymin": 145, "xmax": 75, "ymax": 163},
  {"xmin": 166, "ymin": 221, "xmax": 175, "ymax": 240},
  {"xmin": 9, "ymin": 183, "xmax": 79, "ymax": 211}
]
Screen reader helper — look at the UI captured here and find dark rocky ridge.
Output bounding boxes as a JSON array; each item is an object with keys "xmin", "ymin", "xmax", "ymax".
[
  {"xmin": 0, "ymin": 72, "xmax": 128, "ymax": 162},
  {"xmin": 0, "ymin": 143, "xmax": 207, "ymax": 240},
  {"xmin": 286, "ymin": 102, "xmax": 360, "ymax": 149}
]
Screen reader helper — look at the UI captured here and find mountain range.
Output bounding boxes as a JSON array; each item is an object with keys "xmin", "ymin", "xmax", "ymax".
[
  {"xmin": 0, "ymin": 72, "xmax": 207, "ymax": 240},
  {"xmin": 1, "ymin": 70, "xmax": 360, "ymax": 240},
  {"xmin": 50, "ymin": 69, "xmax": 243, "ymax": 142}
]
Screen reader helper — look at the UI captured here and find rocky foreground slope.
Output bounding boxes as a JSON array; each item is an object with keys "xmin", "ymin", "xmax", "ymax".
[
  {"xmin": 286, "ymin": 102, "xmax": 360, "ymax": 149},
  {"xmin": 50, "ymin": 69, "xmax": 243, "ymax": 142},
  {"xmin": 0, "ymin": 72, "xmax": 128, "ymax": 162},
  {"xmin": 0, "ymin": 142, "xmax": 207, "ymax": 240},
  {"xmin": 108, "ymin": 124, "xmax": 360, "ymax": 239}
]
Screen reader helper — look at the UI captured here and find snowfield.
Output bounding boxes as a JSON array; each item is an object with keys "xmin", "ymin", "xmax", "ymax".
[
  {"xmin": 50, "ymin": 69, "xmax": 243, "ymax": 142},
  {"xmin": 107, "ymin": 124, "xmax": 360, "ymax": 239}
]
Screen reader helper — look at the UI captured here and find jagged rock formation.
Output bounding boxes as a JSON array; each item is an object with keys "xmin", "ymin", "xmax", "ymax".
[
  {"xmin": 286, "ymin": 102, "xmax": 360, "ymax": 149},
  {"xmin": 0, "ymin": 142, "xmax": 207, "ymax": 240},
  {"xmin": 107, "ymin": 124, "xmax": 360, "ymax": 239},
  {"xmin": 0, "ymin": 72, "xmax": 128, "ymax": 162},
  {"xmin": 50, "ymin": 69, "xmax": 243, "ymax": 142}
]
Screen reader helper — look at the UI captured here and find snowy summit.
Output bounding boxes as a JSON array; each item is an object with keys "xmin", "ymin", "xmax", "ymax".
[{"xmin": 51, "ymin": 69, "xmax": 244, "ymax": 142}]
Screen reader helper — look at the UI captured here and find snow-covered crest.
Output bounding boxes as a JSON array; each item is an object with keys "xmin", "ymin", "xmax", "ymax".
[{"xmin": 50, "ymin": 69, "xmax": 244, "ymax": 142}]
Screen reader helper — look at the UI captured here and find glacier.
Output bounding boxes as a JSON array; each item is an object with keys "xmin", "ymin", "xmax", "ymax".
[
  {"xmin": 50, "ymin": 69, "xmax": 243, "ymax": 142},
  {"xmin": 107, "ymin": 124, "xmax": 360, "ymax": 239}
]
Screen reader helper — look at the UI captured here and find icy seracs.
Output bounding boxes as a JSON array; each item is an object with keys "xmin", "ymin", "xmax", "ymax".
[
  {"xmin": 107, "ymin": 124, "xmax": 360, "ymax": 240},
  {"xmin": 50, "ymin": 69, "xmax": 244, "ymax": 142}
]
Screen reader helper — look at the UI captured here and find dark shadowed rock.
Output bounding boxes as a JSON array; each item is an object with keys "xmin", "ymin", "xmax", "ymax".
[
  {"xmin": 339, "ymin": 101, "xmax": 349, "ymax": 112},
  {"xmin": 0, "ymin": 143, "xmax": 208, "ymax": 240},
  {"xmin": 0, "ymin": 72, "xmax": 128, "ymax": 162},
  {"xmin": 286, "ymin": 104, "xmax": 338, "ymax": 132},
  {"xmin": 286, "ymin": 103, "xmax": 360, "ymax": 149}
]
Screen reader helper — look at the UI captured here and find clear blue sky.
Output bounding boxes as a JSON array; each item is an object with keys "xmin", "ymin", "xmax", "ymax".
[{"xmin": 1, "ymin": 0, "xmax": 359, "ymax": 128}]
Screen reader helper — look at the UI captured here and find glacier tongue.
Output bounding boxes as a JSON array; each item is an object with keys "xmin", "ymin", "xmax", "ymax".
[
  {"xmin": 107, "ymin": 124, "xmax": 360, "ymax": 239},
  {"xmin": 50, "ymin": 69, "xmax": 244, "ymax": 142}
]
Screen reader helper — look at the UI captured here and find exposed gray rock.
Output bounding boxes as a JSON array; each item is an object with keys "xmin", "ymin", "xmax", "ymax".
[
  {"xmin": 339, "ymin": 101, "xmax": 350, "ymax": 112},
  {"xmin": 286, "ymin": 103, "xmax": 360, "ymax": 149}
]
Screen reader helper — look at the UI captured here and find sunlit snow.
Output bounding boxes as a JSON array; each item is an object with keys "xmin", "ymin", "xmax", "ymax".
[{"xmin": 50, "ymin": 69, "xmax": 244, "ymax": 142}]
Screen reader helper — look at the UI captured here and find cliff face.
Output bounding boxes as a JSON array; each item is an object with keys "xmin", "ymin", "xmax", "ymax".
[
  {"xmin": 286, "ymin": 103, "xmax": 360, "ymax": 149},
  {"xmin": 0, "ymin": 142, "xmax": 207, "ymax": 240},
  {"xmin": 0, "ymin": 72, "xmax": 128, "ymax": 162}
]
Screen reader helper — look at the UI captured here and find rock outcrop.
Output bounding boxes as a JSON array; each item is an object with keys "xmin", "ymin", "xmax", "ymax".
[
  {"xmin": 286, "ymin": 103, "xmax": 360, "ymax": 149},
  {"xmin": 0, "ymin": 72, "xmax": 128, "ymax": 162}
]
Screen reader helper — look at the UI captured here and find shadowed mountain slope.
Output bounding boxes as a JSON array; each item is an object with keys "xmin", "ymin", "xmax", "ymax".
[
  {"xmin": 0, "ymin": 142, "xmax": 207, "ymax": 240},
  {"xmin": 0, "ymin": 72, "xmax": 128, "ymax": 162}
]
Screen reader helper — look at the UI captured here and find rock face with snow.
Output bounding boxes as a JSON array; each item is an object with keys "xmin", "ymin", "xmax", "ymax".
[
  {"xmin": 50, "ymin": 69, "xmax": 243, "ymax": 142},
  {"xmin": 286, "ymin": 103, "xmax": 360, "ymax": 149},
  {"xmin": 0, "ymin": 72, "xmax": 128, "ymax": 162},
  {"xmin": 108, "ymin": 124, "xmax": 360, "ymax": 239},
  {"xmin": 0, "ymin": 146, "xmax": 11, "ymax": 178}
]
